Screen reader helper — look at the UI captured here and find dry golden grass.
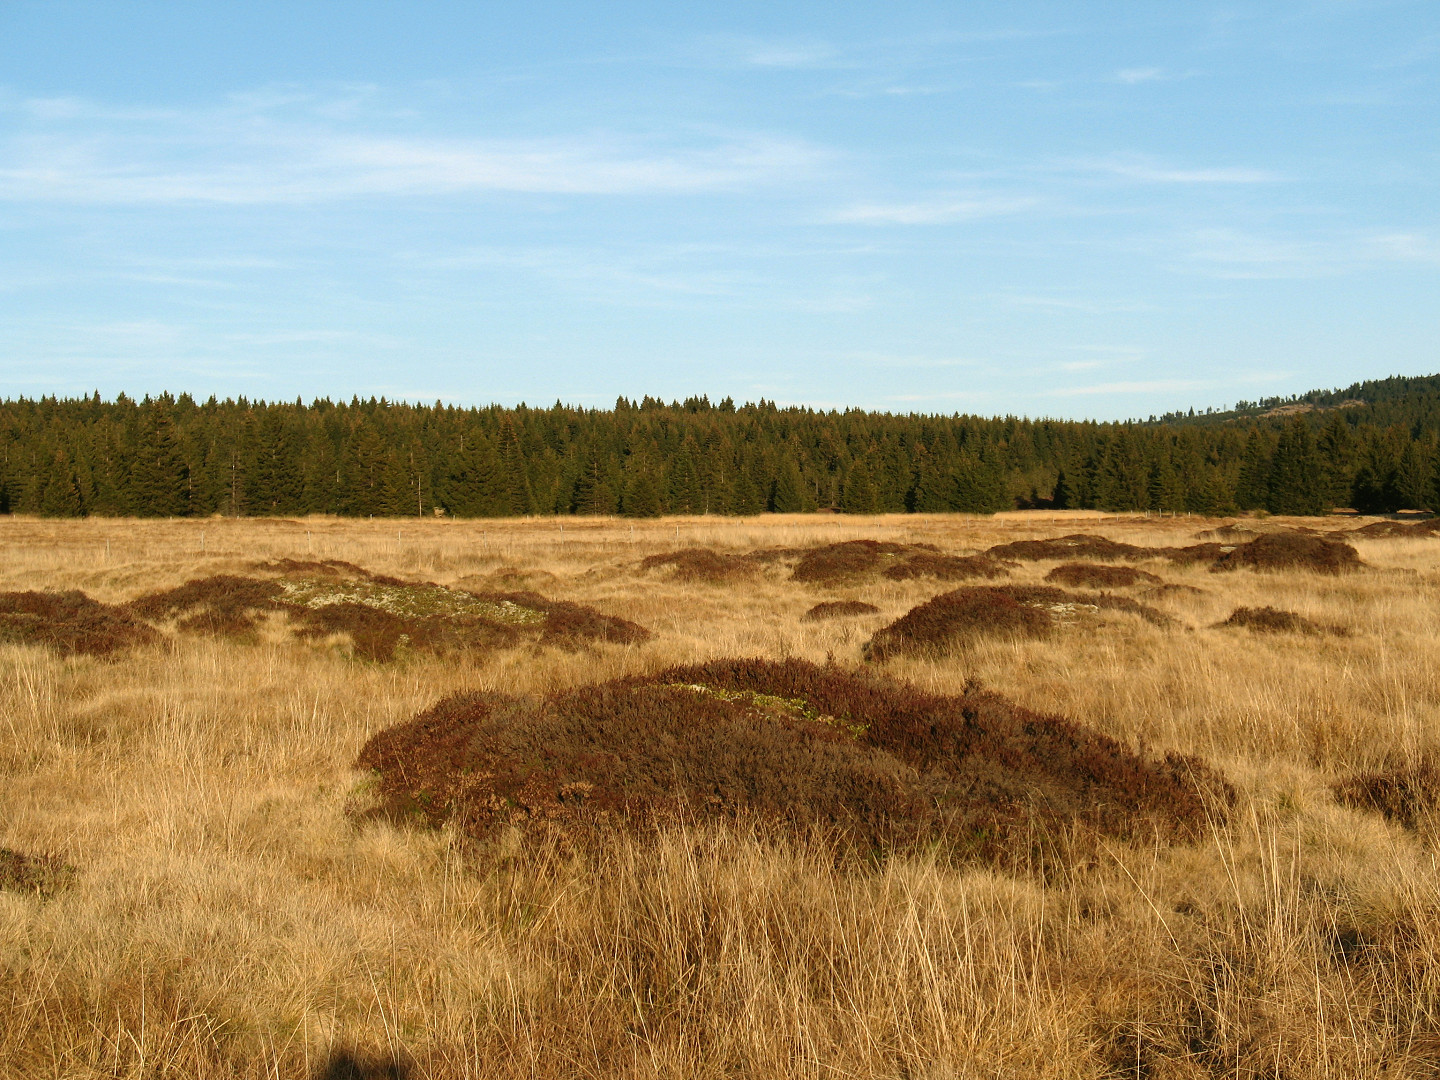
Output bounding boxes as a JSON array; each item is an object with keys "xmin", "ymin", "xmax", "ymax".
[{"xmin": 2, "ymin": 511, "xmax": 1440, "ymax": 1077}]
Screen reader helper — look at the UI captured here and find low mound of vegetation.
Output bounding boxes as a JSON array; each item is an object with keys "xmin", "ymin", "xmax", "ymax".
[
  {"xmin": 354, "ymin": 658, "xmax": 1229, "ymax": 862},
  {"xmin": 1143, "ymin": 583, "xmax": 1207, "ymax": 599},
  {"xmin": 865, "ymin": 585, "xmax": 1169, "ymax": 662},
  {"xmin": 128, "ymin": 567, "xmax": 648, "ymax": 661},
  {"xmin": 1044, "ymin": 563, "xmax": 1163, "ymax": 589},
  {"xmin": 0, "ymin": 591, "xmax": 161, "ymax": 657},
  {"xmin": 1216, "ymin": 606, "xmax": 1344, "ymax": 636},
  {"xmin": 1349, "ymin": 519, "xmax": 1440, "ymax": 539},
  {"xmin": 1161, "ymin": 542, "xmax": 1233, "ymax": 565},
  {"xmin": 1193, "ymin": 525, "xmax": 1260, "ymax": 542},
  {"xmin": 790, "ymin": 540, "xmax": 922, "ymax": 583},
  {"xmin": 985, "ymin": 533, "xmax": 1157, "ymax": 562},
  {"xmin": 789, "ymin": 540, "xmax": 1007, "ymax": 585},
  {"xmin": 1334, "ymin": 759, "xmax": 1440, "ymax": 830},
  {"xmin": 1210, "ymin": 533, "xmax": 1363, "ymax": 574},
  {"xmin": 880, "ymin": 552, "xmax": 1010, "ymax": 582},
  {"xmin": 0, "ymin": 847, "xmax": 74, "ymax": 898},
  {"xmin": 801, "ymin": 600, "xmax": 880, "ymax": 622},
  {"xmin": 639, "ymin": 548, "xmax": 753, "ymax": 583}
]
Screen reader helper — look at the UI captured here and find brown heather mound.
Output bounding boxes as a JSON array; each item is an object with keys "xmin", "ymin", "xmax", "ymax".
[
  {"xmin": 639, "ymin": 547, "xmax": 753, "ymax": 583},
  {"xmin": 354, "ymin": 658, "xmax": 1229, "ymax": 861},
  {"xmin": 880, "ymin": 551, "xmax": 1011, "ymax": 582},
  {"xmin": 1143, "ymin": 583, "xmax": 1208, "ymax": 599},
  {"xmin": 1334, "ymin": 759, "xmax": 1440, "ymax": 831},
  {"xmin": 790, "ymin": 540, "xmax": 920, "ymax": 583},
  {"xmin": 1194, "ymin": 525, "xmax": 1261, "ymax": 542},
  {"xmin": 801, "ymin": 600, "xmax": 881, "ymax": 622},
  {"xmin": 865, "ymin": 584, "xmax": 1169, "ymax": 662},
  {"xmin": 1349, "ymin": 519, "xmax": 1440, "ymax": 539},
  {"xmin": 0, "ymin": 591, "xmax": 161, "ymax": 657},
  {"xmin": 985, "ymin": 533, "xmax": 1155, "ymax": 562},
  {"xmin": 0, "ymin": 847, "xmax": 74, "ymax": 898},
  {"xmin": 127, "ymin": 572, "xmax": 648, "ymax": 661},
  {"xmin": 254, "ymin": 557, "xmax": 377, "ymax": 580},
  {"xmin": 1045, "ymin": 563, "xmax": 1163, "ymax": 589},
  {"xmin": 1217, "ymin": 606, "xmax": 1344, "ymax": 636},
  {"xmin": 1211, "ymin": 533, "xmax": 1363, "ymax": 574},
  {"xmin": 787, "ymin": 540, "xmax": 1006, "ymax": 585},
  {"xmin": 126, "ymin": 574, "xmax": 285, "ymax": 635},
  {"xmin": 1162, "ymin": 542, "xmax": 1233, "ymax": 565}
]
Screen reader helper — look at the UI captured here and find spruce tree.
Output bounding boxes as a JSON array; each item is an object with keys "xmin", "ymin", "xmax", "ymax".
[
  {"xmin": 1265, "ymin": 418, "xmax": 1324, "ymax": 515},
  {"xmin": 840, "ymin": 460, "xmax": 877, "ymax": 513},
  {"xmin": 1234, "ymin": 430, "xmax": 1274, "ymax": 511},
  {"xmin": 129, "ymin": 404, "xmax": 190, "ymax": 516}
]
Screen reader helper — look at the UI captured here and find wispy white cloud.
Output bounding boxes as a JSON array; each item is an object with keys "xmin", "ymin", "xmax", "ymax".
[
  {"xmin": 1048, "ymin": 379, "xmax": 1212, "ymax": 396},
  {"xmin": 0, "ymin": 93, "xmax": 826, "ymax": 204},
  {"xmin": 1088, "ymin": 154, "xmax": 1281, "ymax": 184},
  {"xmin": 1366, "ymin": 231, "xmax": 1440, "ymax": 264},
  {"xmin": 828, "ymin": 194, "xmax": 1039, "ymax": 225},
  {"xmin": 1115, "ymin": 66, "xmax": 1165, "ymax": 84}
]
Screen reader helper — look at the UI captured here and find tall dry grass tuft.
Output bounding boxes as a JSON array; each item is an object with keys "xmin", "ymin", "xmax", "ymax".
[{"xmin": 0, "ymin": 512, "xmax": 1439, "ymax": 1076}]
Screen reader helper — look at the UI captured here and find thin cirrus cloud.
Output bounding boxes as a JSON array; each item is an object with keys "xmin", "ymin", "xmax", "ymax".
[
  {"xmin": 0, "ymin": 98, "xmax": 826, "ymax": 204},
  {"xmin": 828, "ymin": 194, "xmax": 1040, "ymax": 224},
  {"xmin": 1087, "ymin": 155, "xmax": 1281, "ymax": 184}
]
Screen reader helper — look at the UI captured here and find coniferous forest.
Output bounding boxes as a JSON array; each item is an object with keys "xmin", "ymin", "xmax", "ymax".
[{"xmin": 5, "ymin": 373, "xmax": 1440, "ymax": 519}]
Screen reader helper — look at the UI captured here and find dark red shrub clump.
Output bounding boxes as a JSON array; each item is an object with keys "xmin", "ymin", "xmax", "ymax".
[
  {"xmin": 801, "ymin": 600, "xmax": 881, "ymax": 622},
  {"xmin": 0, "ymin": 591, "xmax": 160, "ymax": 657},
  {"xmin": 790, "ymin": 540, "xmax": 918, "ymax": 583},
  {"xmin": 355, "ymin": 658, "xmax": 1230, "ymax": 863},
  {"xmin": 1044, "ymin": 563, "xmax": 1162, "ymax": 589},
  {"xmin": 1334, "ymin": 759, "xmax": 1440, "ymax": 830},
  {"xmin": 880, "ymin": 552, "xmax": 1010, "ymax": 582},
  {"xmin": 1210, "ymin": 533, "xmax": 1363, "ymax": 574},
  {"xmin": 1216, "ymin": 606, "xmax": 1343, "ymax": 636},
  {"xmin": 865, "ymin": 584, "xmax": 1169, "ymax": 661},
  {"xmin": 985, "ymin": 534, "xmax": 1155, "ymax": 562},
  {"xmin": 639, "ymin": 548, "xmax": 752, "ymax": 583}
]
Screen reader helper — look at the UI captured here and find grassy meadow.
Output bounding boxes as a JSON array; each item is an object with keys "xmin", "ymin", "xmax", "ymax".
[{"xmin": 3, "ymin": 511, "xmax": 1440, "ymax": 1078}]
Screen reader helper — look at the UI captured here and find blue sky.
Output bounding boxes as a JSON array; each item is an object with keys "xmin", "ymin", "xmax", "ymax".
[{"xmin": 1, "ymin": 2, "xmax": 1436, "ymax": 420}]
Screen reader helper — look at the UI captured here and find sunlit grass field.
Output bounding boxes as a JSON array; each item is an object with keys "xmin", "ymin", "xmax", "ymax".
[{"xmin": 3, "ymin": 511, "xmax": 1440, "ymax": 1078}]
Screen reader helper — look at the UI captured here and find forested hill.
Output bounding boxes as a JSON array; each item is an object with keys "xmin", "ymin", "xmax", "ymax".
[{"xmin": 3, "ymin": 378, "xmax": 1439, "ymax": 519}]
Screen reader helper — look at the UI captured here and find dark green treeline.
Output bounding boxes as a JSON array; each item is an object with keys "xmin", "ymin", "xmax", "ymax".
[{"xmin": 3, "ymin": 381, "xmax": 1439, "ymax": 518}]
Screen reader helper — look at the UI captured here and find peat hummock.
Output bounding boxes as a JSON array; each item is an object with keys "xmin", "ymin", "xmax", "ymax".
[
  {"xmin": 0, "ymin": 591, "xmax": 160, "ymax": 657},
  {"xmin": 354, "ymin": 659, "xmax": 1229, "ymax": 863},
  {"xmin": 865, "ymin": 584, "xmax": 1169, "ymax": 662},
  {"xmin": 128, "ymin": 563, "xmax": 648, "ymax": 661}
]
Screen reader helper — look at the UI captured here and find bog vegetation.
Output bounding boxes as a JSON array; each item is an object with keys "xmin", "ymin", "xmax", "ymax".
[
  {"xmin": 7, "ymin": 372, "xmax": 1440, "ymax": 520},
  {"xmin": 2, "ymin": 510, "xmax": 1440, "ymax": 1078}
]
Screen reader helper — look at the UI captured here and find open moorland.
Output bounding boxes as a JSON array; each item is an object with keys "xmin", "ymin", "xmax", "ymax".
[{"xmin": 3, "ymin": 511, "xmax": 1440, "ymax": 1078}]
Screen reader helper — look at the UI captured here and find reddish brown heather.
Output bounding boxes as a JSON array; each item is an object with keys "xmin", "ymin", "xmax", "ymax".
[
  {"xmin": 1044, "ymin": 563, "xmax": 1163, "ymax": 589},
  {"xmin": 865, "ymin": 584, "xmax": 1170, "ymax": 662},
  {"xmin": 638, "ymin": 547, "xmax": 753, "ymax": 583},
  {"xmin": 126, "ymin": 575, "xmax": 285, "ymax": 635},
  {"xmin": 789, "ymin": 540, "xmax": 920, "ymax": 583},
  {"xmin": 354, "ymin": 658, "xmax": 1229, "ymax": 863},
  {"xmin": 1216, "ymin": 606, "xmax": 1344, "ymax": 636},
  {"xmin": 1349, "ymin": 519, "xmax": 1440, "ymax": 538},
  {"xmin": 0, "ymin": 847, "xmax": 74, "ymax": 898},
  {"xmin": 1210, "ymin": 533, "xmax": 1363, "ymax": 574},
  {"xmin": 1161, "ymin": 542, "xmax": 1232, "ymax": 565},
  {"xmin": 800, "ymin": 600, "xmax": 880, "ymax": 622},
  {"xmin": 1193, "ymin": 525, "xmax": 1261, "ymax": 542},
  {"xmin": 880, "ymin": 552, "xmax": 1011, "ymax": 582},
  {"xmin": 0, "ymin": 590, "xmax": 161, "ymax": 657},
  {"xmin": 125, "ymin": 572, "xmax": 648, "ymax": 662},
  {"xmin": 253, "ymin": 557, "xmax": 378, "ymax": 579},
  {"xmin": 985, "ymin": 533, "xmax": 1155, "ymax": 562},
  {"xmin": 1334, "ymin": 759, "xmax": 1440, "ymax": 830}
]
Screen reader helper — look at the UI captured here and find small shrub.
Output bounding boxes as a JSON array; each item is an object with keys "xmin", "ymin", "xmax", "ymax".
[
  {"xmin": 790, "ymin": 540, "xmax": 915, "ymax": 583},
  {"xmin": 639, "ymin": 548, "xmax": 752, "ymax": 583},
  {"xmin": 865, "ymin": 584, "xmax": 1169, "ymax": 661},
  {"xmin": 0, "ymin": 591, "xmax": 161, "ymax": 656},
  {"xmin": 985, "ymin": 533, "xmax": 1156, "ymax": 562},
  {"xmin": 880, "ymin": 552, "xmax": 1010, "ymax": 582},
  {"xmin": 1216, "ymin": 606, "xmax": 1343, "ymax": 636},
  {"xmin": 1349, "ymin": 520, "xmax": 1440, "ymax": 539},
  {"xmin": 801, "ymin": 600, "xmax": 880, "ymax": 622},
  {"xmin": 1210, "ymin": 533, "xmax": 1363, "ymax": 574},
  {"xmin": 354, "ymin": 658, "xmax": 1230, "ymax": 863},
  {"xmin": 0, "ymin": 847, "xmax": 74, "ymax": 898},
  {"xmin": 1045, "ymin": 563, "xmax": 1162, "ymax": 589},
  {"xmin": 1334, "ymin": 759, "xmax": 1440, "ymax": 830}
]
